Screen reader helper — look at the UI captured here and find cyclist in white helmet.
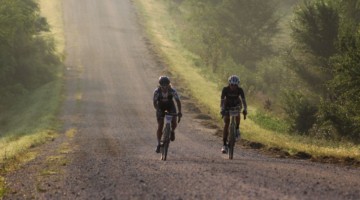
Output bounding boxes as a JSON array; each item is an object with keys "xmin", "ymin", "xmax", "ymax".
[
  {"xmin": 220, "ymin": 75, "xmax": 247, "ymax": 153},
  {"xmin": 153, "ymin": 76, "xmax": 182, "ymax": 153}
]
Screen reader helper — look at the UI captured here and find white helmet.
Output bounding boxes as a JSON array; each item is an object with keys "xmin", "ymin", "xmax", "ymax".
[{"xmin": 228, "ymin": 75, "xmax": 240, "ymax": 86}]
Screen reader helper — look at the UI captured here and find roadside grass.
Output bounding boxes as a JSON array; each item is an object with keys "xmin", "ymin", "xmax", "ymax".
[
  {"xmin": 0, "ymin": 0, "xmax": 64, "ymax": 164},
  {"xmin": 249, "ymin": 111, "xmax": 290, "ymax": 133},
  {"xmin": 133, "ymin": 0, "xmax": 360, "ymax": 162},
  {"xmin": 0, "ymin": 176, "xmax": 4, "ymax": 197},
  {"xmin": 0, "ymin": 0, "xmax": 65, "ymax": 195},
  {"xmin": 0, "ymin": 151, "xmax": 38, "ymax": 196}
]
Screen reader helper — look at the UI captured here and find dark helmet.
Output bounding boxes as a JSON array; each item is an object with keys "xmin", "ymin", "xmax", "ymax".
[
  {"xmin": 159, "ymin": 76, "xmax": 170, "ymax": 86},
  {"xmin": 228, "ymin": 75, "xmax": 240, "ymax": 86}
]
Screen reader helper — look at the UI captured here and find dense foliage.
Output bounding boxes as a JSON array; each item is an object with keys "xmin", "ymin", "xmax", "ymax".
[
  {"xmin": 163, "ymin": 0, "xmax": 360, "ymax": 142},
  {"xmin": 287, "ymin": 0, "xmax": 360, "ymax": 142},
  {"xmin": 183, "ymin": 0, "xmax": 279, "ymax": 71},
  {"xmin": 0, "ymin": 0, "xmax": 59, "ymax": 109}
]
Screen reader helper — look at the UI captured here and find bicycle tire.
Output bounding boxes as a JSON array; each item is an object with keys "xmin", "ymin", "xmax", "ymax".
[
  {"xmin": 228, "ymin": 121, "xmax": 236, "ymax": 160},
  {"xmin": 161, "ymin": 124, "xmax": 171, "ymax": 161}
]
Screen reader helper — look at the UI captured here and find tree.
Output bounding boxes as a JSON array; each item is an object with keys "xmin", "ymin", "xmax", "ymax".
[
  {"xmin": 184, "ymin": 0, "xmax": 280, "ymax": 71},
  {"xmin": 0, "ymin": 0, "xmax": 58, "ymax": 106},
  {"xmin": 288, "ymin": 0, "xmax": 360, "ymax": 140},
  {"xmin": 325, "ymin": 30, "xmax": 360, "ymax": 140},
  {"xmin": 288, "ymin": 0, "xmax": 339, "ymax": 95}
]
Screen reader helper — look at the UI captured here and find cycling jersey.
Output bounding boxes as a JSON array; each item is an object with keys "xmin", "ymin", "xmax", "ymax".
[
  {"xmin": 221, "ymin": 86, "xmax": 246, "ymax": 108},
  {"xmin": 153, "ymin": 86, "xmax": 180, "ymax": 114}
]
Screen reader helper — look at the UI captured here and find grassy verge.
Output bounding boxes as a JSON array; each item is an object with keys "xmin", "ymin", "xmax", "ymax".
[
  {"xmin": 0, "ymin": 80, "xmax": 62, "ymax": 162},
  {"xmin": 133, "ymin": 0, "xmax": 360, "ymax": 162},
  {"xmin": 0, "ymin": 0, "xmax": 64, "ymax": 163},
  {"xmin": 0, "ymin": 0, "xmax": 65, "ymax": 195}
]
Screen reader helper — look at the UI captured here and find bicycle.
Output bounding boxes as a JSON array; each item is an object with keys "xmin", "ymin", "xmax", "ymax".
[
  {"xmin": 160, "ymin": 112, "xmax": 180, "ymax": 161},
  {"xmin": 224, "ymin": 106, "xmax": 246, "ymax": 160}
]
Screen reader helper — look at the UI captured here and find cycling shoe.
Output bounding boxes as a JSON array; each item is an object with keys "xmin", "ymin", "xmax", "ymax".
[{"xmin": 221, "ymin": 145, "xmax": 228, "ymax": 154}]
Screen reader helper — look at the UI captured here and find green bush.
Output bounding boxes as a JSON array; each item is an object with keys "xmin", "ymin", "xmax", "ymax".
[{"xmin": 281, "ymin": 90, "xmax": 318, "ymax": 134}]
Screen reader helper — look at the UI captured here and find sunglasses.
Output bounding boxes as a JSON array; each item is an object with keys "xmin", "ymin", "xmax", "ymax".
[{"xmin": 230, "ymin": 84, "xmax": 237, "ymax": 86}]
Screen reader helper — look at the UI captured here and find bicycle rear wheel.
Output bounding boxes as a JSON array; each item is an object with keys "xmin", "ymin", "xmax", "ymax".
[
  {"xmin": 228, "ymin": 122, "xmax": 236, "ymax": 160},
  {"xmin": 161, "ymin": 124, "xmax": 171, "ymax": 161}
]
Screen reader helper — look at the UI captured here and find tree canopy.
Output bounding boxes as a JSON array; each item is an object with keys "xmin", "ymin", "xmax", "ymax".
[{"xmin": 0, "ymin": 0, "xmax": 59, "ymax": 107}]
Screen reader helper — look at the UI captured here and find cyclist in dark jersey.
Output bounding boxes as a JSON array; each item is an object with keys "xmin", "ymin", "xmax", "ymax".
[
  {"xmin": 220, "ymin": 75, "xmax": 247, "ymax": 153},
  {"xmin": 153, "ymin": 76, "xmax": 182, "ymax": 153}
]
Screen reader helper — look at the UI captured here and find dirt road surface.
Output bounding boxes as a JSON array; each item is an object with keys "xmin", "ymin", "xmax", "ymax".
[{"xmin": 4, "ymin": 0, "xmax": 360, "ymax": 199}]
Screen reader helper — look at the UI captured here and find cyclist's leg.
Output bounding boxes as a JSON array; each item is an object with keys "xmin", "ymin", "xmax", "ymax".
[
  {"xmin": 171, "ymin": 118, "xmax": 177, "ymax": 130},
  {"xmin": 167, "ymin": 104, "xmax": 177, "ymax": 130},
  {"xmin": 169, "ymin": 105, "xmax": 177, "ymax": 141},
  {"xmin": 157, "ymin": 120, "xmax": 164, "ymax": 142},
  {"xmin": 155, "ymin": 119, "xmax": 164, "ymax": 153},
  {"xmin": 223, "ymin": 115, "xmax": 230, "ymax": 145},
  {"xmin": 236, "ymin": 115, "xmax": 240, "ymax": 129},
  {"xmin": 170, "ymin": 119, "xmax": 177, "ymax": 141},
  {"xmin": 221, "ymin": 115, "xmax": 230, "ymax": 153},
  {"xmin": 156, "ymin": 110, "xmax": 165, "ymax": 145},
  {"xmin": 235, "ymin": 115, "xmax": 241, "ymax": 139}
]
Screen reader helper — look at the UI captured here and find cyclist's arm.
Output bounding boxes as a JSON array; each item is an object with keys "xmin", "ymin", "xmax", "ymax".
[
  {"xmin": 220, "ymin": 87, "xmax": 226, "ymax": 109},
  {"xmin": 175, "ymin": 98, "xmax": 182, "ymax": 114},
  {"xmin": 172, "ymin": 89, "xmax": 182, "ymax": 114},
  {"xmin": 239, "ymin": 88, "xmax": 247, "ymax": 111},
  {"xmin": 153, "ymin": 89, "xmax": 159, "ymax": 110},
  {"xmin": 220, "ymin": 99, "xmax": 226, "ymax": 109}
]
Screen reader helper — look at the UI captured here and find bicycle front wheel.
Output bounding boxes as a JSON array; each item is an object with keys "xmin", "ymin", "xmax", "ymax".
[
  {"xmin": 228, "ymin": 122, "xmax": 236, "ymax": 160},
  {"xmin": 161, "ymin": 124, "xmax": 171, "ymax": 161}
]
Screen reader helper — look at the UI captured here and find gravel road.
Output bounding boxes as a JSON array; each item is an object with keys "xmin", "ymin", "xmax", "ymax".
[{"xmin": 4, "ymin": 0, "xmax": 360, "ymax": 199}]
